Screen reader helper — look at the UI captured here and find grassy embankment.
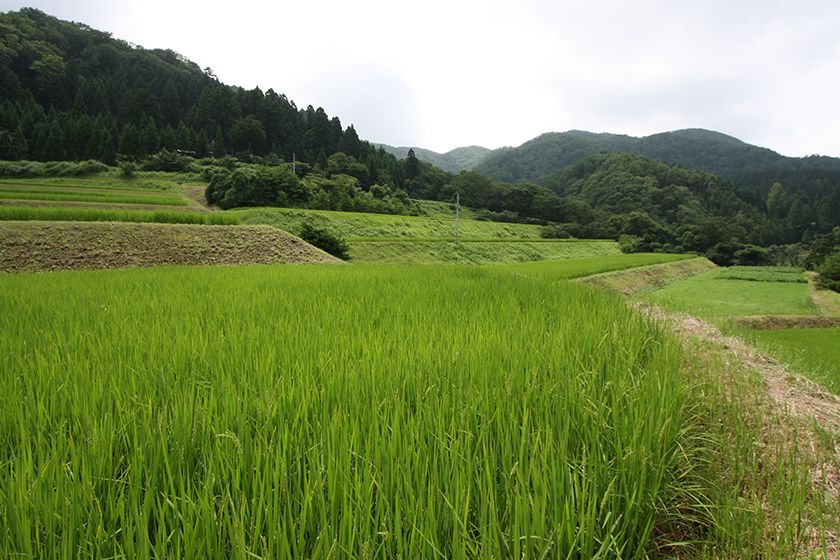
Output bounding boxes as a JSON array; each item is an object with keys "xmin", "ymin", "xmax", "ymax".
[
  {"xmin": 0, "ymin": 262, "xmax": 818, "ymax": 558},
  {"xmin": 0, "ymin": 221, "xmax": 337, "ymax": 272},
  {"xmin": 236, "ymin": 206, "xmax": 622, "ymax": 263}
]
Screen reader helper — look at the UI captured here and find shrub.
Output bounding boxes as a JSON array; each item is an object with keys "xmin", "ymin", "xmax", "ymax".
[
  {"xmin": 119, "ymin": 160, "xmax": 136, "ymax": 177},
  {"xmin": 141, "ymin": 150, "xmax": 198, "ymax": 173},
  {"xmin": 817, "ymin": 251, "xmax": 840, "ymax": 292},
  {"xmin": 0, "ymin": 160, "xmax": 111, "ymax": 178},
  {"xmin": 298, "ymin": 222, "xmax": 350, "ymax": 260},
  {"xmin": 804, "ymin": 228, "xmax": 840, "ymax": 270}
]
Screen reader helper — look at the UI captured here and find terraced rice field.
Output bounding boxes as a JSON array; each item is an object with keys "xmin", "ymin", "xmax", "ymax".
[{"xmin": 0, "ymin": 263, "xmax": 694, "ymax": 558}]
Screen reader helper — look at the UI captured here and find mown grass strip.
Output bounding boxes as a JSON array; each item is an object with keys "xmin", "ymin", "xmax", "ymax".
[{"xmin": 0, "ymin": 205, "xmax": 237, "ymax": 225}]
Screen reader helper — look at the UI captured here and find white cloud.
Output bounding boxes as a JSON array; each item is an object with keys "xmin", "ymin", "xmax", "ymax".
[{"xmin": 3, "ymin": 0, "xmax": 840, "ymax": 156}]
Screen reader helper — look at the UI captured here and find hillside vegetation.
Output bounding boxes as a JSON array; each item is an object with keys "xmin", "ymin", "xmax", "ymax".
[
  {"xmin": 475, "ymin": 128, "xmax": 840, "ymax": 183},
  {"xmin": 376, "ymin": 144, "xmax": 492, "ymax": 172},
  {"xmin": 0, "ymin": 7, "xmax": 403, "ymax": 189}
]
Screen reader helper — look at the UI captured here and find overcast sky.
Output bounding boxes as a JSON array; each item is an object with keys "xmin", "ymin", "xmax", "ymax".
[{"xmin": 3, "ymin": 0, "xmax": 840, "ymax": 156}]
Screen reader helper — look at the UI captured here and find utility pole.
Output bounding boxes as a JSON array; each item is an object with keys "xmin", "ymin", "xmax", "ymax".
[
  {"xmin": 292, "ymin": 153, "xmax": 296, "ymax": 174},
  {"xmin": 455, "ymin": 192, "xmax": 460, "ymax": 244}
]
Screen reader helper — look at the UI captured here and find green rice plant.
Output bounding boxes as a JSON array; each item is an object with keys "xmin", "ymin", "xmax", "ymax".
[
  {"xmin": 0, "ymin": 205, "xmax": 237, "ymax": 225},
  {"xmin": 0, "ymin": 189, "xmax": 188, "ymax": 206},
  {"xmin": 495, "ymin": 253, "xmax": 693, "ymax": 279},
  {"xmin": 742, "ymin": 328, "xmax": 840, "ymax": 393},
  {"xmin": 644, "ymin": 268, "xmax": 818, "ymax": 318},
  {"xmin": 0, "ymin": 264, "xmax": 697, "ymax": 558},
  {"xmin": 716, "ymin": 266, "xmax": 807, "ymax": 283}
]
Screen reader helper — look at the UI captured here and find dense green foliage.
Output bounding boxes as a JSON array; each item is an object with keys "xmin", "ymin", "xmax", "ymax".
[
  {"xmin": 0, "ymin": 8, "xmax": 402, "ymax": 187},
  {"xmin": 1, "ymin": 264, "xmax": 698, "ymax": 558},
  {"xmin": 817, "ymin": 252, "xmax": 840, "ymax": 291},
  {"xmin": 205, "ymin": 159, "xmax": 413, "ymax": 214},
  {"xmin": 543, "ymin": 152, "xmax": 840, "ymax": 252},
  {"xmin": 804, "ymin": 229, "xmax": 840, "ymax": 291},
  {"xmin": 297, "ymin": 221, "xmax": 350, "ymax": 260},
  {"xmin": 376, "ymin": 144, "xmax": 492, "ymax": 172},
  {"xmin": 475, "ymin": 129, "xmax": 840, "ymax": 183}
]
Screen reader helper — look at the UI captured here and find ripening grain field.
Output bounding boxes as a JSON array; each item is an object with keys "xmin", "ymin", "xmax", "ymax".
[{"xmin": 0, "ymin": 264, "xmax": 696, "ymax": 558}]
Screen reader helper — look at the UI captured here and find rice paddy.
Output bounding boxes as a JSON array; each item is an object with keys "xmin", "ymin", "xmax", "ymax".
[
  {"xmin": 0, "ymin": 263, "xmax": 697, "ymax": 558},
  {"xmin": 643, "ymin": 266, "xmax": 818, "ymax": 318},
  {"xmin": 0, "ymin": 206, "xmax": 237, "ymax": 225},
  {"xmin": 746, "ymin": 328, "xmax": 840, "ymax": 393}
]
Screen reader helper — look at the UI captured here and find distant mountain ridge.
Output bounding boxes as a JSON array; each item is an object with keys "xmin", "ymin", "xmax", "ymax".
[
  {"xmin": 473, "ymin": 128, "xmax": 840, "ymax": 183},
  {"xmin": 374, "ymin": 144, "xmax": 491, "ymax": 173}
]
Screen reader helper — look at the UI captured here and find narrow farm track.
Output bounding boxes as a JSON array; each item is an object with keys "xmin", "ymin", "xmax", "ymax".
[{"xmin": 638, "ymin": 304, "xmax": 840, "ymax": 557}]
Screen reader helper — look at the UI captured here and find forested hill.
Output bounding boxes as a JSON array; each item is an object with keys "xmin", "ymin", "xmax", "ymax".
[
  {"xmin": 0, "ymin": 8, "xmax": 396, "ymax": 175},
  {"xmin": 375, "ymin": 144, "xmax": 491, "ymax": 173},
  {"xmin": 532, "ymin": 151, "xmax": 839, "ymax": 258},
  {"xmin": 474, "ymin": 129, "xmax": 840, "ymax": 183}
]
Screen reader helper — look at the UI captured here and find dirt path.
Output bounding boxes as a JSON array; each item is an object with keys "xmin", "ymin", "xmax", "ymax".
[
  {"xmin": 641, "ymin": 303, "xmax": 840, "ymax": 432},
  {"xmin": 639, "ymin": 304, "xmax": 840, "ymax": 557}
]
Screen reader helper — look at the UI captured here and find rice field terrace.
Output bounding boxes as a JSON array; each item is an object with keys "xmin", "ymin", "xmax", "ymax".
[
  {"xmin": 0, "ymin": 174, "xmax": 211, "ymax": 223},
  {"xmin": 0, "ymin": 262, "xmax": 726, "ymax": 558},
  {"xmin": 745, "ymin": 328, "xmax": 840, "ymax": 393},
  {"xmin": 643, "ymin": 266, "xmax": 818, "ymax": 319}
]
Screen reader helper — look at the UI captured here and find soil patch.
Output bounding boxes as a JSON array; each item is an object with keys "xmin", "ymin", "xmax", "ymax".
[
  {"xmin": 0, "ymin": 221, "xmax": 341, "ymax": 272},
  {"xmin": 731, "ymin": 315, "xmax": 840, "ymax": 329}
]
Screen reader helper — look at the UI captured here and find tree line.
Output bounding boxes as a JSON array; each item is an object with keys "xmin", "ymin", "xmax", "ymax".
[{"xmin": 0, "ymin": 7, "xmax": 401, "ymax": 183}]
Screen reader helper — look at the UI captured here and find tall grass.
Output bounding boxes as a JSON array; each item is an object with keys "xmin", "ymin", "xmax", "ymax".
[
  {"xmin": 0, "ymin": 205, "xmax": 238, "ymax": 225},
  {"xmin": 0, "ymin": 265, "xmax": 696, "ymax": 558}
]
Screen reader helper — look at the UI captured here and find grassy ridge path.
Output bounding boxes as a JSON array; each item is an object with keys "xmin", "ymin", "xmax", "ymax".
[{"xmin": 639, "ymin": 303, "xmax": 840, "ymax": 557}]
